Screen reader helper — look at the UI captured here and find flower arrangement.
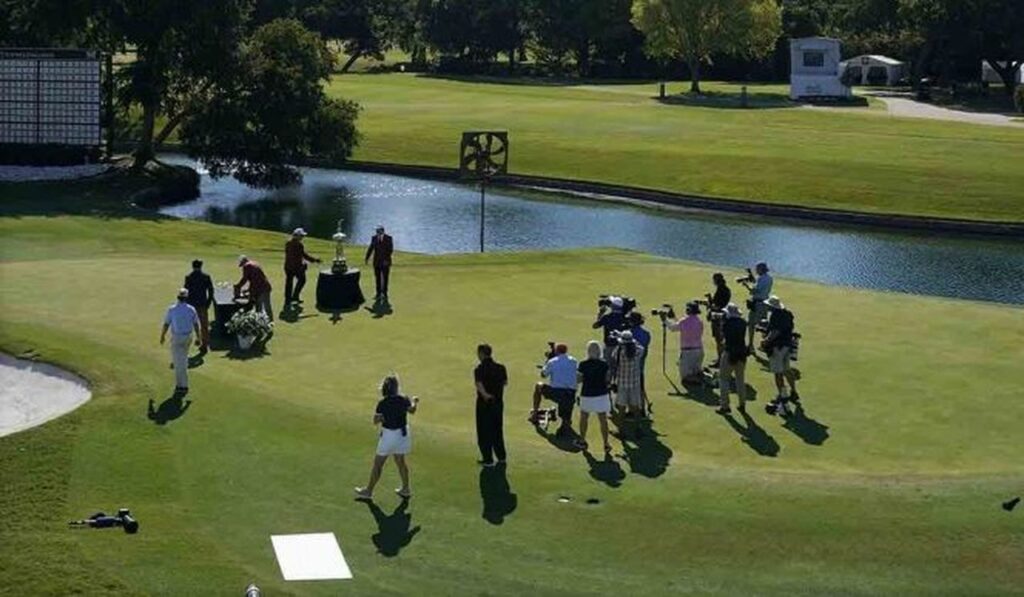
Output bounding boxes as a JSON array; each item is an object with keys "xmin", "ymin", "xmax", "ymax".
[{"xmin": 225, "ymin": 309, "xmax": 272, "ymax": 342}]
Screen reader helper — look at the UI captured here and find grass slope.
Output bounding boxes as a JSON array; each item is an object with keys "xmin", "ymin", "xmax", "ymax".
[
  {"xmin": 329, "ymin": 75, "xmax": 1024, "ymax": 222},
  {"xmin": 2, "ymin": 181, "xmax": 1024, "ymax": 595}
]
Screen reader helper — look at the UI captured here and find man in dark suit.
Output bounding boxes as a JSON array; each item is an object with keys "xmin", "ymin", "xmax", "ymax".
[
  {"xmin": 364, "ymin": 225, "xmax": 394, "ymax": 300},
  {"xmin": 183, "ymin": 259, "xmax": 215, "ymax": 353}
]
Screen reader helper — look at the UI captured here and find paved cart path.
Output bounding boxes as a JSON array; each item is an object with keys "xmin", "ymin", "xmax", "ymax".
[
  {"xmin": 0, "ymin": 353, "xmax": 91, "ymax": 438},
  {"xmin": 868, "ymin": 93, "xmax": 1024, "ymax": 127}
]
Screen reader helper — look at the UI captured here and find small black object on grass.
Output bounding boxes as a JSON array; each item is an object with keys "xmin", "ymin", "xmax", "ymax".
[
  {"xmin": 586, "ymin": 498, "xmax": 601, "ymax": 506},
  {"xmin": 1003, "ymin": 497, "xmax": 1020, "ymax": 512}
]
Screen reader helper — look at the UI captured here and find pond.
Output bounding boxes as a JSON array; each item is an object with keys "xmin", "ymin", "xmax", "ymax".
[{"xmin": 159, "ymin": 157, "xmax": 1024, "ymax": 305}]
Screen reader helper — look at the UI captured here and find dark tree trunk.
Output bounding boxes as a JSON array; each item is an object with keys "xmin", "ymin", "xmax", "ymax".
[
  {"xmin": 688, "ymin": 56, "xmax": 702, "ymax": 94},
  {"xmin": 339, "ymin": 49, "xmax": 362, "ymax": 74},
  {"xmin": 576, "ymin": 38, "xmax": 590, "ymax": 77},
  {"xmin": 133, "ymin": 99, "xmax": 157, "ymax": 169},
  {"xmin": 986, "ymin": 59, "xmax": 1021, "ymax": 95}
]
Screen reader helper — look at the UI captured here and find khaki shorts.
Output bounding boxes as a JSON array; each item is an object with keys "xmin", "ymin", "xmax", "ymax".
[{"xmin": 769, "ymin": 346, "xmax": 791, "ymax": 374}]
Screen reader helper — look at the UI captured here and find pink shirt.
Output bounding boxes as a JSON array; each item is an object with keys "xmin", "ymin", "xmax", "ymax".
[{"xmin": 669, "ymin": 315, "xmax": 703, "ymax": 349}]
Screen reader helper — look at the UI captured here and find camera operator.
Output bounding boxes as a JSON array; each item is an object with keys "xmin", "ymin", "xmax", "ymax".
[
  {"xmin": 762, "ymin": 296, "xmax": 800, "ymax": 409},
  {"xmin": 627, "ymin": 311, "xmax": 652, "ymax": 408},
  {"xmin": 704, "ymin": 273, "xmax": 731, "ymax": 360},
  {"xmin": 531, "ymin": 343, "xmax": 578, "ymax": 437},
  {"xmin": 666, "ymin": 301, "xmax": 705, "ymax": 385},
  {"xmin": 610, "ymin": 331, "xmax": 645, "ymax": 419},
  {"xmin": 593, "ymin": 297, "xmax": 629, "ymax": 362},
  {"xmin": 716, "ymin": 303, "xmax": 748, "ymax": 415},
  {"xmin": 740, "ymin": 262, "xmax": 773, "ymax": 350}
]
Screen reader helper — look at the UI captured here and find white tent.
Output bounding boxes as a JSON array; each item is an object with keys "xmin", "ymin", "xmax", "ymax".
[
  {"xmin": 790, "ymin": 37, "xmax": 852, "ymax": 100},
  {"xmin": 840, "ymin": 55, "xmax": 906, "ymax": 86}
]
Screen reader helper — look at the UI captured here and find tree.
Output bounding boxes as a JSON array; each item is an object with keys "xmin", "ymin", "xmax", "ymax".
[
  {"xmin": 631, "ymin": 0, "xmax": 782, "ymax": 93},
  {"xmin": 179, "ymin": 19, "xmax": 360, "ymax": 188},
  {"xmin": 299, "ymin": 0, "xmax": 404, "ymax": 74}
]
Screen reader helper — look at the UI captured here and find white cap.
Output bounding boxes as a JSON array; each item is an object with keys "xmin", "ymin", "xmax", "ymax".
[
  {"xmin": 177, "ymin": 288, "xmax": 189, "ymax": 299},
  {"xmin": 610, "ymin": 296, "xmax": 624, "ymax": 309},
  {"xmin": 766, "ymin": 295, "xmax": 785, "ymax": 310},
  {"xmin": 619, "ymin": 330, "xmax": 634, "ymax": 342},
  {"xmin": 292, "ymin": 227, "xmax": 307, "ymax": 237},
  {"xmin": 725, "ymin": 303, "xmax": 742, "ymax": 318},
  {"xmin": 238, "ymin": 255, "xmax": 249, "ymax": 266}
]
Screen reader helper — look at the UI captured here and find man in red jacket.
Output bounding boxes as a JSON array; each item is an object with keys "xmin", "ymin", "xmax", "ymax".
[
  {"xmin": 284, "ymin": 228, "xmax": 321, "ymax": 307},
  {"xmin": 364, "ymin": 225, "xmax": 394, "ymax": 300},
  {"xmin": 235, "ymin": 255, "xmax": 274, "ymax": 322}
]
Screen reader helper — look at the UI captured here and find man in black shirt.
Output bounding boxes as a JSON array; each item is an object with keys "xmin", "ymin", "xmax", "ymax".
[
  {"xmin": 592, "ymin": 298, "xmax": 628, "ymax": 361},
  {"xmin": 717, "ymin": 303, "xmax": 748, "ymax": 415},
  {"xmin": 183, "ymin": 260, "xmax": 215, "ymax": 353},
  {"xmin": 474, "ymin": 344, "xmax": 508, "ymax": 467},
  {"xmin": 763, "ymin": 295, "xmax": 799, "ymax": 413},
  {"xmin": 705, "ymin": 272, "xmax": 732, "ymax": 360}
]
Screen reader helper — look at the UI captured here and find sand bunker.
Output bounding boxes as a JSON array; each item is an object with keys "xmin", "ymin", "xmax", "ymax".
[{"xmin": 0, "ymin": 353, "xmax": 91, "ymax": 438}]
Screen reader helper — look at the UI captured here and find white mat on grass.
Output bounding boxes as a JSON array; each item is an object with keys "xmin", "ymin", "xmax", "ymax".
[{"xmin": 271, "ymin": 533, "xmax": 353, "ymax": 581}]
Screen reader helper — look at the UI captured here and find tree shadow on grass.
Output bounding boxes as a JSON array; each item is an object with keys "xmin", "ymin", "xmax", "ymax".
[
  {"xmin": 610, "ymin": 415, "xmax": 672, "ymax": 478},
  {"xmin": 782, "ymin": 403, "xmax": 830, "ymax": 446},
  {"xmin": 721, "ymin": 410, "xmax": 779, "ymax": 457},
  {"xmin": 656, "ymin": 90, "xmax": 795, "ymax": 110},
  {"xmin": 479, "ymin": 463, "xmax": 517, "ymax": 525},
  {"xmin": 147, "ymin": 393, "xmax": 191, "ymax": 426},
  {"xmin": 583, "ymin": 450, "xmax": 626, "ymax": 488},
  {"xmin": 363, "ymin": 499, "xmax": 420, "ymax": 557}
]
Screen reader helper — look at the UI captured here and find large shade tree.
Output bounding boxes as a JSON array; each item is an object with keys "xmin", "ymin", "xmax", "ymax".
[{"xmin": 631, "ymin": 0, "xmax": 782, "ymax": 93}]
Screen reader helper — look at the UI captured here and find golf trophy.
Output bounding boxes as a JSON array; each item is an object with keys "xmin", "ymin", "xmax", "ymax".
[
  {"xmin": 315, "ymin": 216, "xmax": 365, "ymax": 311},
  {"xmin": 331, "ymin": 218, "xmax": 348, "ymax": 274}
]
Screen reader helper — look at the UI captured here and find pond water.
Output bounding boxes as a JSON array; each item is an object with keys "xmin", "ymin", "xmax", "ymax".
[{"xmin": 160, "ymin": 157, "xmax": 1024, "ymax": 305}]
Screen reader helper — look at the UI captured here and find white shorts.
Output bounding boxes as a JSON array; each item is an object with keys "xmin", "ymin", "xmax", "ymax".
[
  {"xmin": 580, "ymin": 394, "xmax": 611, "ymax": 414},
  {"xmin": 769, "ymin": 346, "xmax": 791, "ymax": 374},
  {"xmin": 376, "ymin": 427, "xmax": 411, "ymax": 456}
]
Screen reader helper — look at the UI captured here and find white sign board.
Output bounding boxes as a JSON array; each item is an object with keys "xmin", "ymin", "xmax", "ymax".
[
  {"xmin": 0, "ymin": 49, "xmax": 102, "ymax": 146},
  {"xmin": 270, "ymin": 533, "xmax": 353, "ymax": 581}
]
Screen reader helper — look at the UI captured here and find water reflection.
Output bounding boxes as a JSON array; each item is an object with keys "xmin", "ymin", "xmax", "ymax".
[{"xmin": 160, "ymin": 157, "xmax": 1024, "ymax": 304}]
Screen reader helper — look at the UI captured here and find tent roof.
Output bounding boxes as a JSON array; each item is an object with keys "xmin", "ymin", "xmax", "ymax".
[{"xmin": 843, "ymin": 54, "xmax": 904, "ymax": 66}]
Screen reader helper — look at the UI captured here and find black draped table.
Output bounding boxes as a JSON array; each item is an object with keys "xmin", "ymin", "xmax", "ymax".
[
  {"xmin": 316, "ymin": 268, "xmax": 365, "ymax": 311},
  {"xmin": 213, "ymin": 286, "xmax": 250, "ymax": 336}
]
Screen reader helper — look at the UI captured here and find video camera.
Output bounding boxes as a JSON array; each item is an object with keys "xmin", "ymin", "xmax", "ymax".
[
  {"xmin": 69, "ymin": 508, "xmax": 139, "ymax": 534},
  {"xmin": 736, "ymin": 268, "xmax": 756, "ymax": 285},
  {"xmin": 539, "ymin": 341, "xmax": 557, "ymax": 366},
  {"xmin": 649, "ymin": 303, "xmax": 675, "ymax": 320},
  {"xmin": 597, "ymin": 294, "xmax": 636, "ymax": 313}
]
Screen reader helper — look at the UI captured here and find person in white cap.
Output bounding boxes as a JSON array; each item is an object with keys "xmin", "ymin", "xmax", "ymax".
[
  {"xmin": 283, "ymin": 228, "xmax": 321, "ymax": 307},
  {"xmin": 610, "ymin": 330, "xmax": 645, "ymax": 419},
  {"xmin": 716, "ymin": 303, "xmax": 748, "ymax": 415},
  {"xmin": 762, "ymin": 295, "xmax": 799, "ymax": 409},
  {"xmin": 160, "ymin": 288, "xmax": 200, "ymax": 394}
]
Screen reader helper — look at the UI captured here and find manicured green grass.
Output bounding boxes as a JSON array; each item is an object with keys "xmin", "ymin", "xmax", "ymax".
[
  {"xmin": 328, "ymin": 74, "xmax": 1024, "ymax": 222},
  {"xmin": 2, "ymin": 179, "xmax": 1023, "ymax": 594}
]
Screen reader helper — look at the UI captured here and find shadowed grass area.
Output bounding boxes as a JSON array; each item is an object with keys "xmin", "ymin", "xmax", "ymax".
[
  {"xmin": 2, "ymin": 178, "xmax": 1023, "ymax": 594},
  {"xmin": 328, "ymin": 75, "xmax": 1024, "ymax": 222}
]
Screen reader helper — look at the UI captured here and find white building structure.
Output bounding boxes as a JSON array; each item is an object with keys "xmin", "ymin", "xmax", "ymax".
[
  {"xmin": 790, "ymin": 37, "xmax": 851, "ymax": 100},
  {"xmin": 840, "ymin": 55, "xmax": 906, "ymax": 86},
  {"xmin": 981, "ymin": 61, "xmax": 1023, "ymax": 85}
]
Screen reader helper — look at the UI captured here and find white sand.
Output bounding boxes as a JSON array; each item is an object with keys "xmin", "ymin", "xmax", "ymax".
[{"xmin": 0, "ymin": 353, "xmax": 91, "ymax": 438}]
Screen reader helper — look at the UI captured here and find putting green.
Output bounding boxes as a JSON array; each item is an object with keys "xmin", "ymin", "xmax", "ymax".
[{"xmin": 1, "ymin": 194, "xmax": 1022, "ymax": 595}]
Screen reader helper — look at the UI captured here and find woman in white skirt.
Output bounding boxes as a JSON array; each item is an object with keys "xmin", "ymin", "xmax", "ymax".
[
  {"xmin": 575, "ymin": 341, "xmax": 612, "ymax": 453},
  {"xmin": 355, "ymin": 375, "xmax": 419, "ymax": 501}
]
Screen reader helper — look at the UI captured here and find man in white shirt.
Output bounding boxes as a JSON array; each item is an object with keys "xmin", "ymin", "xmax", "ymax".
[
  {"xmin": 742, "ymin": 262, "xmax": 774, "ymax": 350},
  {"xmin": 160, "ymin": 288, "xmax": 201, "ymax": 393},
  {"xmin": 530, "ymin": 343, "xmax": 579, "ymax": 437}
]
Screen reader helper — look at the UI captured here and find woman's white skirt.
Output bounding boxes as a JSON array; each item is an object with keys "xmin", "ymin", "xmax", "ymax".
[
  {"xmin": 580, "ymin": 394, "xmax": 612, "ymax": 414},
  {"xmin": 376, "ymin": 427, "xmax": 411, "ymax": 456}
]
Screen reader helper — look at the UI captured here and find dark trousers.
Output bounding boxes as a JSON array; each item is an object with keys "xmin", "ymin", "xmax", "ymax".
[
  {"xmin": 476, "ymin": 399, "xmax": 506, "ymax": 463},
  {"xmin": 195, "ymin": 306, "xmax": 210, "ymax": 349},
  {"xmin": 284, "ymin": 269, "xmax": 306, "ymax": 303},
  {"xmin": 374, "ymin": 265, "xmax": 390, "ymax": 297}
]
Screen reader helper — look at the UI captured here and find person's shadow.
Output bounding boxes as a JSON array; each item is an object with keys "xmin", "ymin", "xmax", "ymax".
[
  {"xmin": 533, "ymin": 423, "xmax": 581, "ymax": 454},
  {"xmin": 722, "ymin": 410, "xmax": 780, "ymax": 457},
  {"xmin": 479, "ymin": 463, "xmax": 517, "ymax": 525},
  {"xmin": 365, "ymin": 297, "xmax": 394, "ymax": 319},
  {"xmin": 363, "ymin": 499, "xmax": 420, "ymax": 557},
  {"xmin": 279, "ymin": 303, "xmax": 318, "ymax": 324},
  {"xmin": 147, "ymin": 394, "xmax": 191, "ymax": 426},
  {"xmin": 782, "ymin": 403, "xmax": 830, "ymax": 445},
  {"xmin": 676, "ymin": 381, "xmax": 718, "ymax": 407},
  {"xmin": 610, "ymin": 416, "xmax": 672, "ymax": 478},
  {"xmin": 583, "ymin": 450, "xmax": 626, "ymax": 488}
]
